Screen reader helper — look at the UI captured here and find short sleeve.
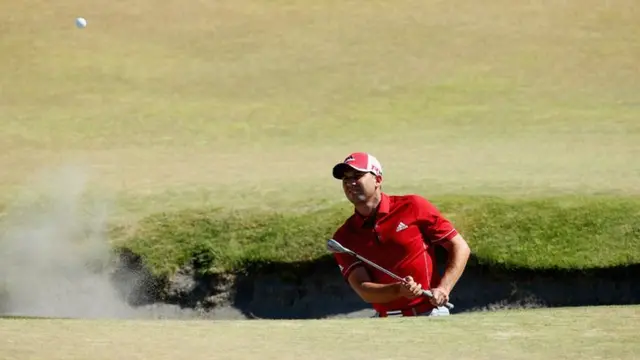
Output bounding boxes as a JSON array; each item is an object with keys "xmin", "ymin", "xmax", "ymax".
[
  {"xmin": 331, "ymin": 229, "xmax": 364, "ymax": 280},
  {"xmin": 333, "ymin": 253, "xmax": 364, "ymax": 280},
  {"xmin": 413, "ymin": 195, "xmax": 458, "ymax": 244}
]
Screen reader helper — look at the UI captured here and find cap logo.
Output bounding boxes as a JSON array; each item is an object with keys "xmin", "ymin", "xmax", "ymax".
[{"xmin": 344, "ymin": 155, "xmax": 355, "ymax": 163}]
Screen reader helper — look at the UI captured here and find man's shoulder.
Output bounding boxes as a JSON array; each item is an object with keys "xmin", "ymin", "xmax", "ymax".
[
  {"xmin": 387, "ymin": 193, "xmax": 442, "ymax": 217},
  {"xmin": 389, "ymin": 193, "xmax": 431, "ymax": 206},
  {"xmin": 332, "ymin": 214, "xmax": 357, "ymax": 237}
]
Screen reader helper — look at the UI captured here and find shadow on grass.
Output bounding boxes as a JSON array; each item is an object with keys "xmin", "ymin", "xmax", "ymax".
[{"xmin": 114, "ymin": 249, "xmax": 640, "ymax": 319}]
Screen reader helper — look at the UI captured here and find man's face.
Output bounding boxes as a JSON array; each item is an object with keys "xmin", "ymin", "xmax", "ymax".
[{"xmin": 341, "ymin": 169, "xmax": 381, "ymax": 204}]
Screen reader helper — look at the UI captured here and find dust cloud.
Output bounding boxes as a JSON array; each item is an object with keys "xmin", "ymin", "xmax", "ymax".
[{"xmin": 0, "ymin": 165, "xmax": 201, "ymax": 319}]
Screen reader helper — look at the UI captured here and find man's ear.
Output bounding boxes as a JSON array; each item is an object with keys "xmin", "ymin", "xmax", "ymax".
[{"xmin": 375, "ymin": 175, "xmax": 383, "ymax": 186}]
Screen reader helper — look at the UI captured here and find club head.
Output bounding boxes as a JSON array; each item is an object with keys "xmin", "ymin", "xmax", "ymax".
[{"xmin": 326, "ymin": 239, "xmax": 349, "ymax": 254}]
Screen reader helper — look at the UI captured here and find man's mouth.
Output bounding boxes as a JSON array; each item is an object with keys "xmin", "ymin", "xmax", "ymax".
[{"xmin": 349, "ymin": 188, "xmax": 364, "ymax": 198}]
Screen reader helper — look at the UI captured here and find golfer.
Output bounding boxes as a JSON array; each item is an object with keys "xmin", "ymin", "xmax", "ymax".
[{"xmin": 330, "ymin": 152, "xmax": 471, "ymax": 317}]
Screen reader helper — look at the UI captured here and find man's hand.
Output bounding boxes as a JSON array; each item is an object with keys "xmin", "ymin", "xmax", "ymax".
[
  {"xmin": 427, "ymin": 287, "xmax": 450, "ymax": 307},
  {"xmin": 398, "ymin": 276, "xmax": 423, "ymax": 299}
]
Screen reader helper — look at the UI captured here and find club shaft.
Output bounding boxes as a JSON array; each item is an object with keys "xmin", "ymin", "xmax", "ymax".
[{"xmin": 352, "ymin": 253, "xmax": 403, "ymax": 282}]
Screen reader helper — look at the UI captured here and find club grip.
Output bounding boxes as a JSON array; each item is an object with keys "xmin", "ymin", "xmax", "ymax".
[{"xmin": 422, "ymin": 290, "xmax": 454, "ymax": 310}]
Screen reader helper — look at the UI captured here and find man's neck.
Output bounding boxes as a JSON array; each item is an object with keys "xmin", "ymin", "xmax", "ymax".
[{"xmin": 355, "ymin": 193, "xmax": 381, "ymax": 217}]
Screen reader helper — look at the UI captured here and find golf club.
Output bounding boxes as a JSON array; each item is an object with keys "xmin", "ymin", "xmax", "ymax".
[{"xmin": 327, "ymin": 239, "xmax": 455, "ymax": 310}]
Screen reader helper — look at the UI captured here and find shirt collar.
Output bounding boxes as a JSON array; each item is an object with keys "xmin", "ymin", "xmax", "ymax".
[
  {"xmin": 351, "ymin": 192, "xmax": 390, "ymax": 228},
  {"xmin": 378, "ymin": 192, "xmax": 390, "ymax": 215}
]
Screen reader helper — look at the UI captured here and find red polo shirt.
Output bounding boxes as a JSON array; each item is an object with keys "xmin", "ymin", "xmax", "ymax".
[{"xmin": 332, "ymin": 192, "xmax": 459, "ymax": 314}]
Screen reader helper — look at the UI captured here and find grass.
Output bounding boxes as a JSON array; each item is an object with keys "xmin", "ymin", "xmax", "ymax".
[
  {"xmin": 116, "ymin": 195, "xmax": 640, "ymax": 277},
  {"xmin": 1, "ymin": 305, "xmax": 639, "ymax": 360},
  {"xmin": 1, "ymin": 0, "xmax": 639, "ymax": 211},
  {"xmin": 1, "ymin": 2, "xmax": 639, "ymax": 358}
]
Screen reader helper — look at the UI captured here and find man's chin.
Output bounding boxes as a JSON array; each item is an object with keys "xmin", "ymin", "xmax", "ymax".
[{"xmin": 347, "ymin": 194, "xmax": 367, "ymax": 204}]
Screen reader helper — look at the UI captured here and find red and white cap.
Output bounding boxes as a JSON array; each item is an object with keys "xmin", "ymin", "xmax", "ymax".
[{"xmin": 332, "ymin": 152, "xmax": 383, "ymax": 179}]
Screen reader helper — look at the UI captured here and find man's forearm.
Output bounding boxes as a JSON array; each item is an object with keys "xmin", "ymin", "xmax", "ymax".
[
  {"xmin": 438, "ymin": 237, "xmax": 471, "ymax": 293},
  {"xmin": 352, "ymin": 281, "xmax": 402, "ymax": 304}
]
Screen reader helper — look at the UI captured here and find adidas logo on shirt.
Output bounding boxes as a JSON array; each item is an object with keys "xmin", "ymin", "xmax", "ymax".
[{"xmin": 396, "ymin": 222, "xmax": 408, "ymax": 232}]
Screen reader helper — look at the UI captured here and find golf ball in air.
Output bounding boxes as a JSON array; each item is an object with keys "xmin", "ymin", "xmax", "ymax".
[{"xmin": 75, "ymin": 17, "xmax": 87, "ymax": 28}]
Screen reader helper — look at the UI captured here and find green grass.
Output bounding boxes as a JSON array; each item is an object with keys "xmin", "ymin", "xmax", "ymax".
[
  {"xmin": 453, "ymin": 196, "xmax": 640, "ymax": 269},
  {"xmin": 2, "ymin": 0, "xmax": 640, "ymax": 277},
  {"xmin": 1, "ymin": 306, "xmax": 639, "ymax": 360},
  {"xmin": 115, "ymin": 195, "xmax": 640, "ymax": 277},
  {"xmin": 1, "ymin": 0, "xmax": 639, "ymax": 207}
]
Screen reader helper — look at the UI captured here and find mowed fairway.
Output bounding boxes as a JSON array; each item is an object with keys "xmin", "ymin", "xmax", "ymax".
[
  {"xmin": 1, "ymin": 0, "xmax": 639, "ymax": 219},
  {"xmin": 2, "ymin": 306, "xmax": 639, "ymax": 360}
]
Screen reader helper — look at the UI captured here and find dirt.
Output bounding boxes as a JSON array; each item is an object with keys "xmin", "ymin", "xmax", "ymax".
[{"xmin": 105, "ymin": 248, "xmax": 640, "ymax": 320}]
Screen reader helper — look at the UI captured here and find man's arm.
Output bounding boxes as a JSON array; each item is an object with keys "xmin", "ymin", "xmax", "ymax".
[
  {"xmin": 430, "ymin": 233, "xmax": 471, "ymax": 305},
  {"xmin": 347, "ymin": 267, "xmax": 402, "ymax": 304},
  {"xmin": 347, "ymin": 267, "xmax": 422, "ymax": 304},
  {"xmin": 410, "ymin": 195, "xmax": 471, "ymax": 306},
  {"xmin": 332, "ymin": 233, "xmax": 400, "ymax": 304}
]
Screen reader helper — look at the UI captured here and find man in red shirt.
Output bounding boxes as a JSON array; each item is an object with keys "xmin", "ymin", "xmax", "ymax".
[{"xmin": 330, "ymin": 152, "xmax": 471, "ymax": 317}]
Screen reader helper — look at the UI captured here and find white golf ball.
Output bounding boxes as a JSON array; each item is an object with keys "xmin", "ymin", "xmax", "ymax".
[{"xmin": 75, "ymin": 17, "xmax": 87, "ymax": 29}]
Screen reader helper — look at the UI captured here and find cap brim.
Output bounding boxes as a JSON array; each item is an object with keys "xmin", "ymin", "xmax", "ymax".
[{"xmin": 332, "ymin": 163, "xmax": 368, "ymax": 179}]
